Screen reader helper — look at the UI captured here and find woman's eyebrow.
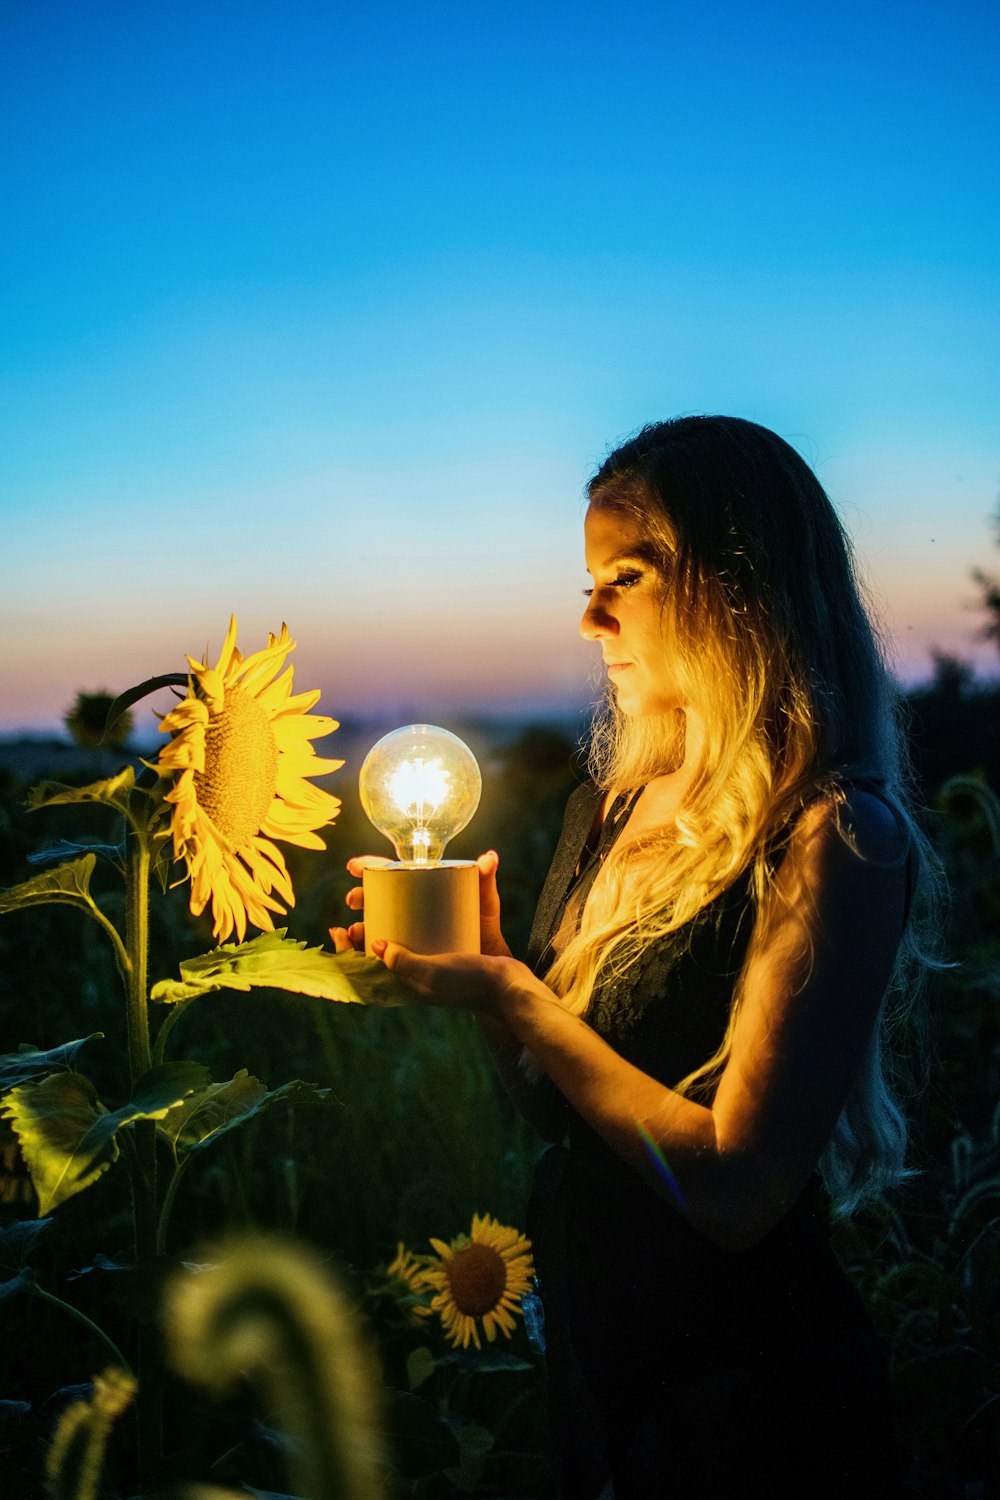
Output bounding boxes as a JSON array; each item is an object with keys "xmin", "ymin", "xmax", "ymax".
[{"xmin": 598, "ymin": 544, "xmax": 660, "ymax": 568}]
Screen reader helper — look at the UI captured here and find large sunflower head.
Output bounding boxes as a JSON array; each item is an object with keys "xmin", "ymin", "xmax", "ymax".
[
  {"xmin": 422, "ymin": 1213, "xmax": 534, "ymax": 1351},
  {"xmin": 153, "ymin": 616, "xmax": 343, "ymax": 943}
]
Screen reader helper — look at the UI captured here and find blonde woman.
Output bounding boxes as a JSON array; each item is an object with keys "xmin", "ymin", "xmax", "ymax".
[{"xmin": 333, "ymin": 416, "xmax": 930, "ymax": 1497}]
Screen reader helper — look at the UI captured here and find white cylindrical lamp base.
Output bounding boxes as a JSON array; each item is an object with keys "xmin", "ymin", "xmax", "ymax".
[{"xmin": 363, "ymin": 860, "xmax": 480, "ymax": 956}]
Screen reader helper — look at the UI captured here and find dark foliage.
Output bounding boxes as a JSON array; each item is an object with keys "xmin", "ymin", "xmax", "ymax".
[{"xmin": 0, "ymin": 708, "xmax": 998, "ymax": 1495}]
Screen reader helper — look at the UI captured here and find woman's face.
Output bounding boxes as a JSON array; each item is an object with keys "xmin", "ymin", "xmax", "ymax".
[{"xmin": 580, "ymin": 505, "xmax": 683, "ymax": 717}]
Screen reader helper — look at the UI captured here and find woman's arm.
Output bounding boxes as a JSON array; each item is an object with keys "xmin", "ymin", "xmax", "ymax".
[{"xmin": 374, "ymin": 789, "xmax": 910, "ymax": 1250}]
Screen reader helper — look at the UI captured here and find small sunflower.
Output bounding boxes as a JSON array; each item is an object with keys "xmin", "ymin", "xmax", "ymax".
[
  {"xmin": 154, "ymin": 616, "xmax": 343, "ymax": 942},
  {"xmin": 385, "ymin": 1241, "xmax": 434, "ymax": 1326},
  {"xmin": 423, "ymin": 1213, "xmax": 534, "ymax": 1351}
]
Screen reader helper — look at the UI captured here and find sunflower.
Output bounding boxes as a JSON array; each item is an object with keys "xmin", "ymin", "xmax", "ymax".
[
  {"xmin": 385, "ymin": 1241, "xmax": 434, "ymax": 1326},
  {"xmin": 423, "ymin": 1213, "xmax": 534, "ymax": 1351},
  {"xmin": 154, "ymin": 616, "xmax": 343, "ymax": 942}
]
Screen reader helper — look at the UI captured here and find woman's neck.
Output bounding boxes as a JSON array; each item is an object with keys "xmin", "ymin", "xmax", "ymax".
[{"xmin": 607, "ymin": 706, "xmax": 707, "ymax": 834}]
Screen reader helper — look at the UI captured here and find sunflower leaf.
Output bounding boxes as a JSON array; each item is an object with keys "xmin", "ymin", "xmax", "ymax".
[
  {"xmin": 0, "ymin": 854, "xmax": 100, "ymax": 919},
  {"xmin": 150, "ymin": 930, "xmax": 415, "ymax": 1008},
  {"xmin": 102, "ymin": 673, "xmax": 189, "ymax": 743},
  {"xmin": 1, "ymin": 1064, "xmax": 208, "ymax": 1215},
  {"xmin": 27, "ymin": 767, "xmax": 137, "ymax": 817},
  {"xmin": 0, "ymin": 1224, "xmax": 55, "ymax": 1308},
  {"xmin": 438, "ymin": 1349, "xmax": 535, "ymax": 1373},
  {"xmin": 0, "ymin": 1035, "xmax": 104, "ymax": 1093},
  {"xmin": 79, "ymin": 1062, "xmax": 211, "ymax": 1157},
  {"xmin": 28, "ymin": 839, "xmax": 125, "ymax": 870},
  {"xmin": 0, "ymin": 1217, "xmax": 55, "ymax": 1273},
  {"xmin": 406, "ymin": 1346, "xmax": 437, "ymax": 1392},
  {"xmin": 155, "ymin": 1070, "xmax": 270, "ymax": 1151},
  {"xmin": 164, "ymin": 1075, "xmax": 339, "ymax": 1153},
  {"xmin": 151, "ymin": 835, "xmax": 174, "ymax": 894},
  {"xmin": 1, "ymin": 1072, "xmax": 116, "ymax": 1215},
  {"xmin": 0, "ymin": 1270, "xmax": 35, "ymax": 1302}
]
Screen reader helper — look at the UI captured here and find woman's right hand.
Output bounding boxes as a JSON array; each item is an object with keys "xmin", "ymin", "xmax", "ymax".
[
  {"xmin": 328, "ymin": 855, "xmax": 390, "ymax": 953},
  {"xmin": 328, "ymin": 851, "xmax": 511, "ymax": 958}
]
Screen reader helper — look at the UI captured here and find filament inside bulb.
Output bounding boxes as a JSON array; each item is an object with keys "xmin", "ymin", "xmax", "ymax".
[{"xmin": 388, "ymin": 756, "xmax": 451, "ymax": 864}]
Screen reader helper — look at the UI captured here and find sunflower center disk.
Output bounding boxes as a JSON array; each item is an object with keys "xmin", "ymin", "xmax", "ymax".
[
  {"xmin": 445, "ymin": 1243, "xmax": 508, "ymax": 1316},
  {"xmin": 195, "ymin": 687, "xmax": 280, "ymax": 849}
]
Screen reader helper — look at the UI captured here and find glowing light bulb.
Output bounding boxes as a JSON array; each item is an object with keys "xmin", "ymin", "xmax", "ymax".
[{"xmin": 359, "ymin": 724, "xmax": 482, "ymax": 866}]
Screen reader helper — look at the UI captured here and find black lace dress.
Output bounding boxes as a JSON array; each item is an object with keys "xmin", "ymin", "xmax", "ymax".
[{"xmin": 525, "ymin": 782, "xmax": 900, "ymax": 1499}]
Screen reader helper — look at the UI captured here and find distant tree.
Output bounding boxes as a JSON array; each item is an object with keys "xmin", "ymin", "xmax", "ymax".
[
  {"xmin": 905, "ymin": 651, "xmax": 1000, "ymax": 796},
  {"xmin": 64, "ymin": 690, "xmax": 134, "ymax": 750},
  {"xmin": 971, "ymin": 495, "xmax": 1000, "ymax": 656}
]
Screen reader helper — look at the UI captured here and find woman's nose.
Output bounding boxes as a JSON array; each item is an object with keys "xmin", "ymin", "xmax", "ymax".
[{"xmin": 579, "ymin": 597, "xmax": 617, "ymax": 640}]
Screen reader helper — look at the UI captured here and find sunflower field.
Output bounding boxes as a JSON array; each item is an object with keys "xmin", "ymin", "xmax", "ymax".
[{"xmin": 0, "ymin": 623, "xmax": 998, "ymax": 1497}]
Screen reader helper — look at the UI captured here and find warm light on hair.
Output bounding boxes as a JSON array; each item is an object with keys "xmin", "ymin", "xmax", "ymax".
[{"xmin": 545, "ymin": 416, "xmax": 941, "ymax": 1215}]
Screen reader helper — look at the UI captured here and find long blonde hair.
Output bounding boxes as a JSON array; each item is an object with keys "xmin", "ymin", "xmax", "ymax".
[{"xmin": 546, "ymin": 416, "xmax": 938, "ymax": 1214}]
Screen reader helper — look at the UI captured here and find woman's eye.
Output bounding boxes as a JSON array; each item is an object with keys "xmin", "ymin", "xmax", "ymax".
[{"xmin": 582, "ymin": 571, "xmax": 642, "ymax": 599}]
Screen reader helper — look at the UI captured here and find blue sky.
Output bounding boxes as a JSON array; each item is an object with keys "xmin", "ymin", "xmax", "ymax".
[{"xmin": 2, "ymin": 0, "xmax": 998, "ymax": 733}]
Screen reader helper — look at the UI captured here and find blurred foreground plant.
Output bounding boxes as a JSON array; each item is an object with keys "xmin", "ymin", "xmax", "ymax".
[
  {"xmin": 165, "ymin": 1236, "xmax": 385, "ymax": 1500},
  {"xmin": 44, "ymin": 1368, "xmax": 137, "ymax": 1500}
]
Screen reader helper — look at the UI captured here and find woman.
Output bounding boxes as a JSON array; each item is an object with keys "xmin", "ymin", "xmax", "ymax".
[{"xmin": 333, "ymin": 416, "xmax": 933, "ymax": 1497}]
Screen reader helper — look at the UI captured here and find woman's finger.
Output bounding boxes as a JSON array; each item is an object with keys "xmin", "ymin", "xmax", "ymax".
[
  {"xmin": 371, "ymin": 939, "xmax": 434, "ymax": 996},
  {"xmin": 346, "ymin": 855, "xmax": 393, "ymax": 877},
  {"xmin": 329, "ymin": 923, "xmax": 365, "ymax": 952},
  {"xmin": 477, "ymin": 850, "xmax": 512, "ymax": 958},
  {"xmin": 345, "ymin": 885, "xmax": 364, "ymax": 911}
]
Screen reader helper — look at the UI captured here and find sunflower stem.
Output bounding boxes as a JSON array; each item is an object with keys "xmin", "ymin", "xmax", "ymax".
[
  {"xmin": 152, "ymin": 994, "xmax": 197, "ymax": 1067},
  {"xmin": 124, "ymin": 818, "xmax": 162, "ymax": 1487},
  {"xmin": 29, "ymin": 1283, "xmax": 135, "ymax": 1380},
  {"xmin": 155, "ymin": 1152, "xmax": 192, "ymax": 1257},
  {"xmin": 87, "ymin": 904, "xmax": 133, "ymax": 991},
  {"xmin": 125, "ymin": 831, "xmax": 151, "ymax": 1088}
]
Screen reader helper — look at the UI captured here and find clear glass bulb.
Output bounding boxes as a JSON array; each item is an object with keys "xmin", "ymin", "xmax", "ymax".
[{"xmin": 359, "ymin": 724, "xmax": 482, "ymax": 865}]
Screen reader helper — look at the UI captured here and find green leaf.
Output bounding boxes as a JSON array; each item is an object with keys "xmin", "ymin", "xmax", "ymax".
[
  {"xmin": 0, "ymin": 1270, "xmax": 34, "ymax": 1302},
  {"xmin": 406, "ymin": 1345, "xmax": 437, "ymax": 1392},
  {"xmin": 449, "ymin": 1420, "xmax": 495, "ymax": 1487},
  {"xmin": 0, "ymin": 1218, "xmax": 54, "ymax": 1273},
  {"xmin": 0, "ymin": 1035, "xmax": 104, "ymax": 1093},
  {"xmin": 151, "ymin": 833, "xmax": 174, "ymax": 894},
  {"xmin": 438, "ymin": 1349, "xmax": 534, "ymax": 1373},
  {"xmin": 382, "ymin": 1389, "xmax": 459, "ymax": 1478},
  {"xmin": 1, "ymin": 1064, "xmax": 208, "ymax": 1215},
  {"xmin": 189, "ymin": 1078, "xmax": 339, "ymax": 1151},
  {"xmin": 0, "ymin": 1219, "xmax": 54, "ymax": 1265},
  {"xmin": 102, "ymin": 673, "xmax": 189, "ymax": 743},
  {"xmin": 150, "ymin": 929, "xmax": 415, "ymax": 1008},
  {"xmin": 27, "ymin": 766, "xmax": 137, "ymax": 818},
  {"xmin": 1, "ymin": 1072, "xmax": 114, "ymax": 1215},
  {"xmin": 80, "ymin": 1062, "xmax": 211, "ymax": 1157},
  {"xmin": 156, "ymin": 1070, "xmax": 270, "ymax": 1151},
  {"xmin": 28, "ymin": 839, "xmax": 124, "ymax": 870},
  {"xmin": 0, "ymin": 854, "xmax": 100, "ymax": 919}
]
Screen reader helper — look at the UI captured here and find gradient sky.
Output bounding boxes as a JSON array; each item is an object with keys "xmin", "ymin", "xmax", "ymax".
[{"xmin": 2, "ymin": 0, "xmax": 998, "ymax": 736}]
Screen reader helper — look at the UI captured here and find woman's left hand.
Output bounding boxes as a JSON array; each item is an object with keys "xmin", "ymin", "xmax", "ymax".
[{"xmin": 369, "ymin": 940, "xmax": 534, "ymax": 1020}]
